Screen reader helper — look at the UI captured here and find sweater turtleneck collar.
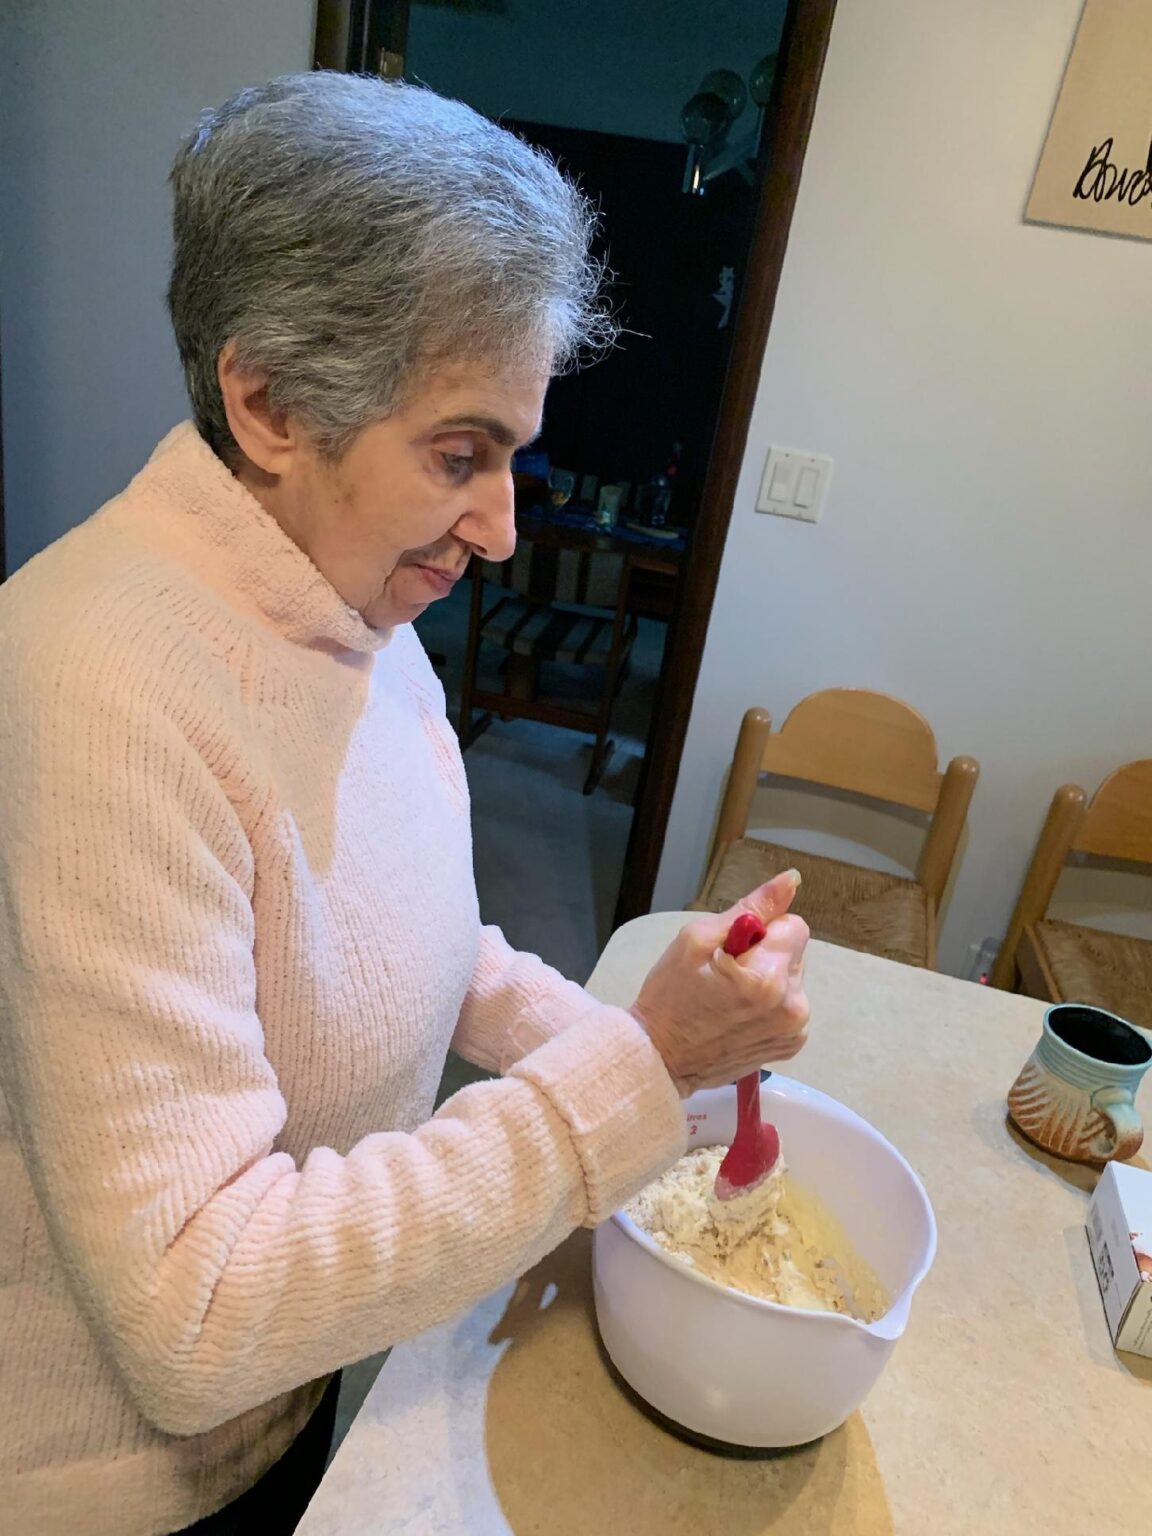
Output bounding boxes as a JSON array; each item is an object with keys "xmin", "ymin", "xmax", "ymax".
[{"xmin": 139, "ymin": 423, "xmax": 395, "ymax": 655}]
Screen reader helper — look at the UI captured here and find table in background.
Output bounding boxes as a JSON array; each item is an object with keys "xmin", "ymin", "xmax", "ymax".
[
  {"xmin": 298, "ymin": 919, "xmax": 1152, "ymax": 1535},
  {"xmin": 516, "ymin": 506, "xmax": 683, "ymax": 620}
]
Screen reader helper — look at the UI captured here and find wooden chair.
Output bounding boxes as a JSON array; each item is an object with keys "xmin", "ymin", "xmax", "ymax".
[
  {"xmin": 692, "ymin": 690, "xmax": 980, "ymax": 969},
  {"xmin": 990, "ymin": 761, "xmax": 1152, "ymax": 1027},
  {"xmin": 458, "ymin": 534, "xmax": 637, "ymax": 795}
]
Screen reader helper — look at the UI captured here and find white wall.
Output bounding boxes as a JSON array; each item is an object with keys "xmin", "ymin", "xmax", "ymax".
[
  {"xmin": 0, "ymin": 0, "xmax": 315, "ymax": 570},
  {"xmin": 407, "ymin": 0, "xmax": 786, "ymax": 143},
  {"xmin": 654, "ymin": 0, "xmax": 1152, "ymax": 975}
]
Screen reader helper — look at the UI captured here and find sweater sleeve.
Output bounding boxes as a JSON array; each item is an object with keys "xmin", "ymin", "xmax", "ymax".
[
  {"xmin": 404, "ymin": 631, "xmax": 612, "ymax": 1074},
  {"xmin": 451, "ymin": 926, "xmax": 598, "ymax": 1072},
  {"xmin": 0, "ymin": 658, "xmax": 685, "ymax": 1439}
]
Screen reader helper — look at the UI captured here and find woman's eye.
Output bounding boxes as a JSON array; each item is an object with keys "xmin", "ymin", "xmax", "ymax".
[{"xmin": 441, "ymin": 453, "xmax": 474, "ymax": 483}]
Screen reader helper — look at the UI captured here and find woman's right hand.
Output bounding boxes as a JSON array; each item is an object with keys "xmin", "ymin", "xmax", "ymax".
[{"xmin": 629, "ymin": 871, "xmax": 810, "ymax": 1096}]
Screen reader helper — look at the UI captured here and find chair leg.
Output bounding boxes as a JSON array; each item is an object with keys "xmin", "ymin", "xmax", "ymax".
[
  {"xmin": 459, "ymin": 566, "xmax": 485, "ymax": 743},
  {"xmin": 458, "ymin": 659, "xmax": 475, "ymax": 742},
  {"xmin": 501, "ymin": 654, "xmax": 536, "ymax": 720},
  {"xmin": 461, "ymin": 711, "xmax": 494, "ymax": 750},
  {"xmin": 989, "ymin": 784, "xmax": 1086, "ymax": 991},
  {"xmin": 611, "ymin": 649, "xmax": 632, "ymax": 701},
  {"xmin": 1017, "ymin": 929, "xmax": 1061, "ymax": 1003},
  {"xmin": 585, "ymin": 614, "xmax": 636, "ymax": 797},
  {"xmin": 506, "ymin": 654, "xmax": 536, "ymax": 701},
  {"xmin": 584, "ymin": 735, "xmax": 615, "ymax": 795}
]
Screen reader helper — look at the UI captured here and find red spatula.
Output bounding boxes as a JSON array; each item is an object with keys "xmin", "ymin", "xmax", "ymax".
[{"xmin": 713, "ymin": 911, "xmax": 782, "ymax": 1201}]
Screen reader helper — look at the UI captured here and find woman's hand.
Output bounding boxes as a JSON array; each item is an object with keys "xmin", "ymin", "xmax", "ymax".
[{"xmin": 629, "ymin": 871, "xmax": 810, "ymax": 1096}]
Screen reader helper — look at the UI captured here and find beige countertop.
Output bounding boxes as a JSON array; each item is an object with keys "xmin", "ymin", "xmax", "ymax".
[{"xmin": 299, "ymin": 916, "xmax": 1152, "ymax": 1535}]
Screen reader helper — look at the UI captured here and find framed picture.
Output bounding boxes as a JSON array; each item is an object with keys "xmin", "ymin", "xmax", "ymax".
[{"xmin": 1026, "ymin": 0, "xmax": 1152, "ymax": 242}]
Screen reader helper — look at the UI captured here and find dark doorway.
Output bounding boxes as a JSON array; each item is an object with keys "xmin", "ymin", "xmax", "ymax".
[
  {"xmin": 503, "ymin": 119, "xmax": 755, "ymax": 543},
  {"xmin": 315, "ymin": 0, "xmax": 838, "ymax": 965}
]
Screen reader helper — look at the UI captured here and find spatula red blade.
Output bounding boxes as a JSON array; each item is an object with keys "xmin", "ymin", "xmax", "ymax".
[{"xmin": 714, "ymin": 912, "xmax": 782, "ymax": 1200}]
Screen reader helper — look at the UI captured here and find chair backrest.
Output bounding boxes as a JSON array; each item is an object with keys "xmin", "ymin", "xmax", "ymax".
[
  {"xmin": 989, "ymin": 759, "xmax": 1152, "ymax": 991},
  {"xmin": 1072, "ymin": 759, "xmax": 1152, "ymax": 865},
  {"xmin": 709, "ymin": 690, "xmax": 979, "ymax": 906},
  {"xmin": 482, "ymin": 536, "xmax": 627, "ymax": 612},
  {"xmin": 759, "ymin": 689, "xmax": 944, "ymax": 813}
]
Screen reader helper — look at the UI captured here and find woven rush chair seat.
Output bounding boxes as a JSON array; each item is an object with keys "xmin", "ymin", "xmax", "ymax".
[
  {"xmin": 992, "ymin": 762, "xmax": 1152, "ymax": 1009},
  {"xmin": 1025, "ymin": 919, "xmax": 1152, "ymax": 1031},
  {"xmin": 479, "ymin": 594, "xmax": 634, "ymax": 670},
  {"xmin": 698, "ymin": 839, "xmax": 932, "ymax": 969}
]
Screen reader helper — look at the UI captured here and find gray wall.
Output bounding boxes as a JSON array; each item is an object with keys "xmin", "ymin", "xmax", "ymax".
[{"xmin": 0, "ymin": 0, "xmax": 315, "ymax": 571}]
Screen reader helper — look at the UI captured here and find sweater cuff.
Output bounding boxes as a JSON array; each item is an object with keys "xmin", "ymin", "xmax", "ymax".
[{"xmin": 508, "ymin": 1005, "xmax": 686, "ymax": 1225}]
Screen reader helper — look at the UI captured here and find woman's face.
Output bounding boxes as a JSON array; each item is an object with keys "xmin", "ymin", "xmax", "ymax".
[{"xmin": 230, "ymin": 358, "xmax": 549, "ymax": 630}]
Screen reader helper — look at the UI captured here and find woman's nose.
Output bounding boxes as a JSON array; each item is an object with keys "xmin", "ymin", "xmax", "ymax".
[{"xmin": 462, "ymin": 471, "xmax": 516, "ymax": 563}]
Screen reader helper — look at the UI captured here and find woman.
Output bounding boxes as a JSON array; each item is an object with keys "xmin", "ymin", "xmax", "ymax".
[{"xmin": 0, "ymin": 74, "xmax": 809, "ymax": 1536}]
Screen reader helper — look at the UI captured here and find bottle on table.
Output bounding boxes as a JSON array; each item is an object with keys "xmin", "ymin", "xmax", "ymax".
[{"xmin": 639, "ymin": 442, "xmax": 682, "ymax": 529}]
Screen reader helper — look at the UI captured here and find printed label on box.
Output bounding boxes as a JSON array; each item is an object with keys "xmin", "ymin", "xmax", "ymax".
[{"xmin": 1087, "ymin": 1162, "xmax": 1152, "ymax": 1360}]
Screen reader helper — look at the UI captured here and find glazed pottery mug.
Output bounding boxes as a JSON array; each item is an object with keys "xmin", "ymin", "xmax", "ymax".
[{"xmin": 1008, "ymin": 1004, "xmax": 1152, "ymax": 1165}]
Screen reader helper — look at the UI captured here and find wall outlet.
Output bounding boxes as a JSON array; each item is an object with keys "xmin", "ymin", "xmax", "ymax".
[{"xmin": 966, "ymin": 937, "xmax": 1000, "ymax": 984}]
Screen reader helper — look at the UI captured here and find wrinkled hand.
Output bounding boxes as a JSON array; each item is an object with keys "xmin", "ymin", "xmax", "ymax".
[{"xmin": 630, "ymin": 871, "xmax": 810, "ymax": 1097}]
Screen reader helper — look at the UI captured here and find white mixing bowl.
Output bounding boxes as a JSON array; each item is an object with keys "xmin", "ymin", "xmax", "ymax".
[{"xmin": 593, "ymin": 1075, "xmax": 937, "ymax": 1448}]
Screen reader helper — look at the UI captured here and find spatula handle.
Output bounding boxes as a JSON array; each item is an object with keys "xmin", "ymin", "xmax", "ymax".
[
  {"xmin": 735, "ymin": 1070, "xmax": 763, "ymax": 1126},
  {"xmin": 726, "ymin": 912, "xmax": 769, "ymax": 1139},
  {"xmin": 723, "ymin": 912, "xmax": 766, "ymax": 958}
]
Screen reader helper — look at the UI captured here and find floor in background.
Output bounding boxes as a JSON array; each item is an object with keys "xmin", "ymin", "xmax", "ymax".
[
  {"xmin": 331, "ymin": 583, "xmax": 667, "ymax": 1456},
  {"xmin": 415, "ymin": 581, "xmax": 667, "ymax": 986},
  {"xmin": 329, "ymin": 1353, "xmax": 390, "ymax": 1466}
]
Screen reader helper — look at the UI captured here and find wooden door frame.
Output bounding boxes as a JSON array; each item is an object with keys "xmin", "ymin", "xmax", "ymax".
[
  {"xmin": 314, "ymin": 0, "xmax": 840, "ymax": 924},
  {"xmin": 315, "ymin": 0, "xmax": 409, "ymax": 74},
  {"xmin": 0, "ymin": 325, "xmax": 6, "ymax": 581},
  {"xmin": 616, "ymin": 0, "xmax": 838, "ymax": 922}
]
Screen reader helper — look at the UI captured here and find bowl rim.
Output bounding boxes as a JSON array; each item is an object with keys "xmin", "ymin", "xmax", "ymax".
[{"xmin": 606, "ymin": 1075, "xmax": 938, "ymax": 1334}]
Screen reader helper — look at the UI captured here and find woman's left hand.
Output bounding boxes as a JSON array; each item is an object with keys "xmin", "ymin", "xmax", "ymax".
[{"xmin": 628, "ymin": 871, "xmax": 810, "ymax": 1096}]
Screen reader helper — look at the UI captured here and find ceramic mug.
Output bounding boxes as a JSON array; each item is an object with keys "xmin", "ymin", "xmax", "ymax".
[{"xmin": 1008, "ymin": 1004, "xmax": 1152, "ymax": 1165}]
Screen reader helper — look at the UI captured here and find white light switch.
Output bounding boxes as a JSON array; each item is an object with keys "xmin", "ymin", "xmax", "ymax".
[
  {"xmin": 769, "ymin": 462, "xmax": 794, "ymax": 501},
  {"xmin": 756, "ymin": 447, "xmax": 833, "ymax": 523},
  {"xmin": 794, "ymin": 466, "xmax": 818, "ymax": 508}
]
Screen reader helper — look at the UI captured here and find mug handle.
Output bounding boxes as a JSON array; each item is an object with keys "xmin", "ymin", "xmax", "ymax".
[{"xmin": 1090, "ymin": 1087, "xmax": 1144, "ymax": 1163}]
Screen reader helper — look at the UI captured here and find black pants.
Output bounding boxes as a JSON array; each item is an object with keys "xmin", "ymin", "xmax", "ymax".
[{"xmin": 175, "ymin": 1374, "xmax": 342, "ymax": 1535}]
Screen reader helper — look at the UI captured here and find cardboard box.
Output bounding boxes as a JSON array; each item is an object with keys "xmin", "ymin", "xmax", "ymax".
[{"xmin": 1087, "ymin": 1162, "xmax": 1152, "ymax": 1358}]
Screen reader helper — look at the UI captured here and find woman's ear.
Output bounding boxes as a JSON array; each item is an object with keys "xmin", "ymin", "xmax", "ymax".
[{"xmin": 217, "ymin": 341, "xmax": 301, "ymax": 476}]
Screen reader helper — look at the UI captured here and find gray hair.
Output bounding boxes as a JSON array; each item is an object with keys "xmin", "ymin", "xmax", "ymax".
[{"xmin": 167, "ymin": 72, "xmax": 612, "ymax": 462}]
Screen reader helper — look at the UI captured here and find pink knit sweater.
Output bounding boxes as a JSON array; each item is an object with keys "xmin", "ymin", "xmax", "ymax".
[{"xmin": 0, "ymin": 425, "xmax": 685, "ymax": 1536}]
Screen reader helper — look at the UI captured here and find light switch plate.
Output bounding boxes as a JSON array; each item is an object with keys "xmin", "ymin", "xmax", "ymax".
[{"xmin": 756, "ymin": 447, "xmax": 833, "ymax": 522}]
